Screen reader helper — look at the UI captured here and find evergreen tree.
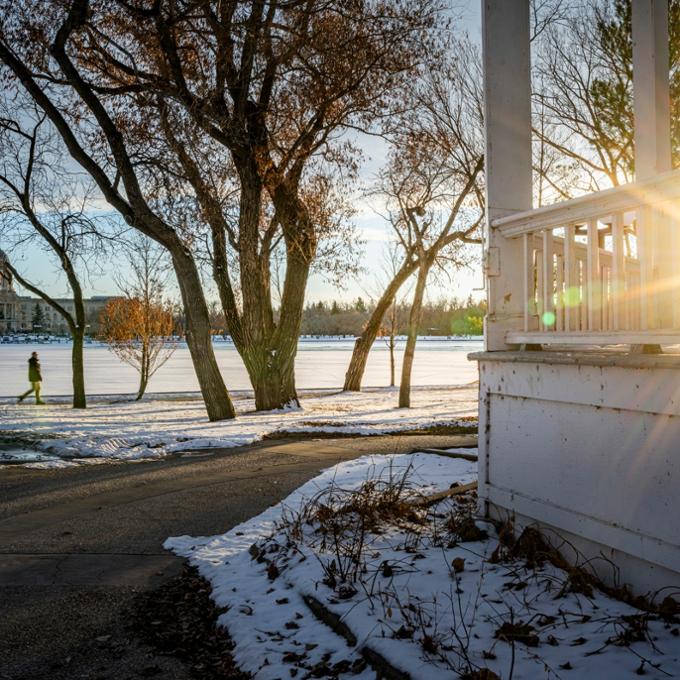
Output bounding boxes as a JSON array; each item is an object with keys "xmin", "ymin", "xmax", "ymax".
[
  {"xmin": 535, "ymin": 0, "xmax": 680, "ymax": 192},
  {"xmin": 32, "ymin": 303, "xmax": 45, "ymax": 329},
  {"xmin": 590, "ymin": 0, "xmax": 680, "ymax": 171}
]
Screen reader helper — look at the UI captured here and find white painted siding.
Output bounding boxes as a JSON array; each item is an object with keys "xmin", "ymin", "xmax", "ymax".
[{"xmin": 475, "ymin": 353, "xmax": 680, "ymax": 595}]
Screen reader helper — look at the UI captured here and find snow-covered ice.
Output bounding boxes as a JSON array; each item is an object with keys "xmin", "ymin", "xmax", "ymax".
[
  {"xmin": 0, "ymin": 386, "xmax": 478, "ymax": 466},
  {"xmin": 167, "ymin": 453, "xmax": 680, "ymax": 680},
  {"xmin": 0, "ymin": 339, "xmax": 483, "ymax": 397}
]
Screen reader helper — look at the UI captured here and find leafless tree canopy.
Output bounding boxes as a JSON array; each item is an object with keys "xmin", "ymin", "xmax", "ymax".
[
  {"xmin": 532, "ymin": 0, "xmax": 680, "ymax": 200},
  {"xmin": 0, "ymin": 0, "xmax": 446, "ymax": 413},
  {"xmin": 0, "ymin": 95, "xmax": 115, "ymax": 408},
  {"xmin": 344, "ymin": 38, "xmax": 484, "ymax": 395}
]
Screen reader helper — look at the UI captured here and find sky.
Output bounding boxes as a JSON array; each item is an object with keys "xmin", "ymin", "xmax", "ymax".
[{"xmin": 7, "ymin": 1, "xmax": 483, "ymax": 308}]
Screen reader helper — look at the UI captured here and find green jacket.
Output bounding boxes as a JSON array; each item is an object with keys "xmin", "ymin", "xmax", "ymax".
[{"xmin": 28, "ymin": 357, "xmax": 42, "ymax": 383}]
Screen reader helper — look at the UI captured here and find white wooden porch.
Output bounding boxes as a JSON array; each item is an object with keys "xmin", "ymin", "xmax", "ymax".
[
  {"xmin": 500, "ymin": 167, "xmax": 680, "ymax": 347},
  {"xmin": 475, "ymin": 0, "xmax": 680, "ymax": 595}
]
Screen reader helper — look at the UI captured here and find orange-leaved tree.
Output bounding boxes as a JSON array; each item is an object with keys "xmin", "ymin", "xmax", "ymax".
[
  {"xmin": 99, "ymin": 297, "xmax": 175, "ymax": 401},
  {"xmin": 99, "ymin": 238, "xmax": 176, "ymax": 400}
]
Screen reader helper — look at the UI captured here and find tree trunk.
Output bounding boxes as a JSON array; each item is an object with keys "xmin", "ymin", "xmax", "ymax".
[
  {"xmin": 71, "ymin": 289, "xmax": 87, "ymax": 409},
  {"xmin": 71, "ymin": 327, "xmax": 86, "ymax": 409},
  {"xmin": 235, "ymin": 186, "xmax": 311, "ymax": 412},
  {"xmin": 172, "ymin": 250, "xmax": 236, "ymax": 421},
  {"xmin": 205, "ymin": 164, "xmax": 315, "ymax": 412},
  {"xmin": 136, "ymin": 372, "xmax": 149, "ymax": 401},
  {"xmin": 266, "ymin": 215, "xmax": 314, "ymax": 410},
  {"xmin": 389, "ymin": 336, "xmax": 396, "ymax": 387},
  {"xmin": 226, "ymin": 295, "xmax": 301, "ymax": 410},
  {"xmin": 399, "ymin": 262, "xmax": 430, "ymax": 408},
  {"xmin": 243, "ymin": 347, "xmax": 299, "ymax": 411},
  {"xmin": 241, "ymin": 256, "xmax": 307, "ymax": 412},
  {"xmin": 251, "ymin": 366, "xmax": 282, "ymax": 411},
  {"xmin": 344, "ymin": 256, "xmax": 418, "ymax": 392},
  {"xmin": 389, "ymin": 299, "xmax": 397, "ymax": 387},
  {"xmin": 136, "ymin": 341, "xmax": 149, "ymax": 400},
  {"xmin": 276, "ymin": 328, "xmax": 301, "ymax": 409}
]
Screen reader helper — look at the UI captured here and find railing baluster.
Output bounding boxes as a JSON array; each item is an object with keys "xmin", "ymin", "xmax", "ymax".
[
  {"xmin": 637, "ymin": 206, "xmax": 653, "ymax": 329},
  {"xmin": 611, "ymin": 213, "xmax": 626, "ymax": 330},
  {"xmin": 629, "ymin": 271, "xmax": 640, "ymax": 330},
  {"xmin": 672, "ymin": 203, "xmax": 680, "ymax": 329},
  {"xmin": 536, "ymin": 250, "xmax": 544, "ymax": 331},
  {"xmin": 564, "ymin": 224, "xmax": 576, "ymax": 331},
  {"xmin": 586, "ymin": 220, "xmax": 600, "ymax": 331},
  {"xmin": 635, "ymin": 207, "xmax": 652, "ymax": 331},
  {"xmin": 603, "ymin": 266, "xmax": 611, "ymax": 330},
  {"xmin": 542, "ymin": 229, "xmax": 554, "ymax": 330},
  {"xmin": 656, "ymin": 206, "xmax": 673, "ymax": 328},
  {"xmin": 501, "ymin": 183, "xmax": 680, "ymax": 344},
  {"xmin": 555, "ymin": 253, "xmax": 564, "ymax": 331},
  {"xmin": 522, "ymin": 233, "xmax": 530, "ymax": 332},
  {"xmin": 578, "ymin": 258, "xmax": 586, "ymax": 331}
]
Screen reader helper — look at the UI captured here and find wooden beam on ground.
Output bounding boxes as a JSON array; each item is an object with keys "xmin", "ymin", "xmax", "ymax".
[
  {"xmin": 416, "ymin": 448, "xmax": 478, "ymax": 462},
  {"xmin": 411, "ymin": 481, "xmax": 478, "ymax": 508}
]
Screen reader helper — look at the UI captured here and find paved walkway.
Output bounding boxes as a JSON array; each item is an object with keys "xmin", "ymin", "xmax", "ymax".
[{"xmin": 0, "ymin": 433, "xmax": 475, "ymax": 679}]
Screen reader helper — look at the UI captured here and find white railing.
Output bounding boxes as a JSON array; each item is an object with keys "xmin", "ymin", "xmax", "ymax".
[{"xmin": 493, "ymin": 168, "xmax": 680, "ymax": 346}]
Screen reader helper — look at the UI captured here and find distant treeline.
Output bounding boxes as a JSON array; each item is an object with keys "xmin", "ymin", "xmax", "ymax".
[
  {"xmin": 191, "ymin": 297, "xmax": 484, "ymax": 338},
  {"xmin": 299, "ymin": 297, "xmax": 485, "ymax": 337}
]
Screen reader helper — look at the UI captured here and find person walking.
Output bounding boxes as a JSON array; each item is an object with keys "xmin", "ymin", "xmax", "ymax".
[{"xmin": 18, "ymin": 351, "xmax": 45, "ymax": 404}]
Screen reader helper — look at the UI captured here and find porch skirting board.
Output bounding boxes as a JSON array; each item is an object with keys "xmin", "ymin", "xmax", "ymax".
[{"xmin": 471, "ymin": 351, "xmax": 680, "ymax": 596}]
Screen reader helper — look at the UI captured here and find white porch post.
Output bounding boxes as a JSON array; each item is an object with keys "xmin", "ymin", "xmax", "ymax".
[
  {"xmin": 632, "ymin": 1, "xmax": 672, "ymax": 328},
  {"xmin": 632, "ymin": 1, "xmax": 671, "ymax": 180},
  {"xmin": 482, "ymin": 0, "xmax": 533, "ymax": 351}
]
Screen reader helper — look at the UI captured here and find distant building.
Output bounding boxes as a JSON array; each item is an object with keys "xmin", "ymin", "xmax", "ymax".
[{"xmin": 0, "ymin": 249, "xmax": 114, "ymax": 335}]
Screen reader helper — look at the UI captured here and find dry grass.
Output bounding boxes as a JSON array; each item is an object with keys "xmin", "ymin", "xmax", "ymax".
[{"xmin": 243, "ymin": 463, "xmax": 680, "ymax": 680}]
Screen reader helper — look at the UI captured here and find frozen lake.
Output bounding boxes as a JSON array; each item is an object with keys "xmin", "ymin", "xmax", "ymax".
[{"xmin": 0, "ymin": 338, "xmax": 483, "ymax": 397}]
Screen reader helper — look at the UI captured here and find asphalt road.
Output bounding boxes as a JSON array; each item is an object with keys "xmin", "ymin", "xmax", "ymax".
[{"xmin": 0, "ymin": 433, "xmax": 475, "ymax": 680}]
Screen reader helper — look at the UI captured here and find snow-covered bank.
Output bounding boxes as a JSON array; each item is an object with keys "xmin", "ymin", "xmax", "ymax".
[
  {"xmin": 0, "ymin": 386, "xmax": 477, "ymax": 467},
  {"xmin": 167, "ymin": 453, "xmax": 680, "ymax": 680}
]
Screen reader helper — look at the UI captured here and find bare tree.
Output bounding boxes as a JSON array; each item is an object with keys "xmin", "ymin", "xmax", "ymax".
[
  {"xmin": 344, "ymin": 39, "xmax": 484, "ymax": 394},
  {"xmin": 0, "ymin": 101, "xmax": 110, "ymax": 409},
  {"xmin": 0, "ymin": 0, "xmax": 444, "ymax": 414},
  {"xmin": 0, "ymin": 4, "xmax": 235, "ymax": 421},
  {"xmin": 377, "ymin": 139, "xmax": 482, "ymax": 408},
  {"xmin": 530, "ymin": 0, "xmax": 674, "ymax": 195},
  {"xmin": 99, "ymin": 237, "xmax": 175, "ymax": 400},
  {"xmin": 343, "ymin": 244, "xmax": 421, "ymax": 392},
  {"xmin": 136, "ymin": 0, "xmax": 440, "ymax": 410},
  {"xmin": 376, "ymin": 246, "xmax": 409, "ymax": 388},
  {"xmin": 384, "ymin": 299, "xmax": 398, "ymax": 388}
]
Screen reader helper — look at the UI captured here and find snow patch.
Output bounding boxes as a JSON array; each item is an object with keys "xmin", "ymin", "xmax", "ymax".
[
  {"xmin": 0, "ymin": 387, "xmax": 477, "ymax": 467},
  {"xmin": 167, "ymin": 453, "xmax": 680, "ymax": 679}
]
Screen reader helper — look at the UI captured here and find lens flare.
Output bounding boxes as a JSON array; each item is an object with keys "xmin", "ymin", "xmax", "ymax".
[
  {"xmin": 542, "ymin": 311, "xmax": 556, "ymax": 327},
  {"xmin": 563, "ymin": 286, "xmax": 581, "ymax": 307}
]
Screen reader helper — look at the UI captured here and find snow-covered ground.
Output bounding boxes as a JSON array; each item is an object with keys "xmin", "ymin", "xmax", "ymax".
[
  {"xmin": 0, "ymin": 386, "xmax": 478, "ymax": 468},
  {"xmin": 0, "ymin": 339, "xmax": 483, "ymax": 397},
  {"xmin": 167, "ymin": 452, "xmax": 680, "ymax": 680}
]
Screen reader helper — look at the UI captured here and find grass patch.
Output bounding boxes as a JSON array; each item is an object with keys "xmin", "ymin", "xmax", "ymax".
[{"xmin": 263, "ymin": 419, "xmax": 478, "ymax": 441}]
